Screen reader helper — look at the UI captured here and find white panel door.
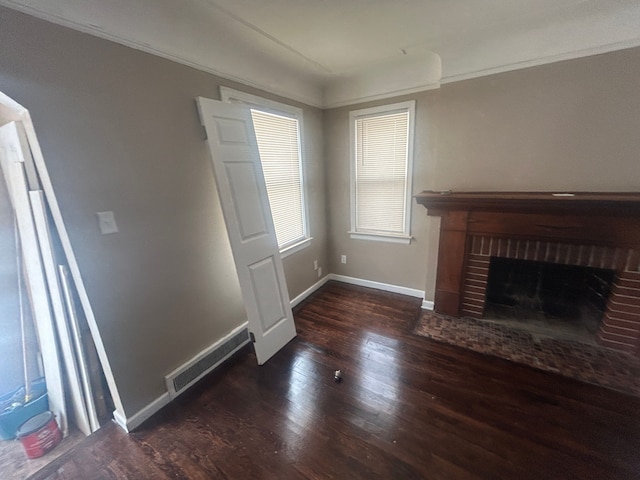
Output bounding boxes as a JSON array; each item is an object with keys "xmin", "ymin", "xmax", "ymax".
[{"xmin": 197, "ymin": 97, "xmax": 296, "ymax": 365}]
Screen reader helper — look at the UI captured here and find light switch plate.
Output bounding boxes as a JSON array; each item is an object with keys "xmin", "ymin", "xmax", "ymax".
[{"xmin": 97, "ymin": 211, "xmax": 119, "ymax": 234}]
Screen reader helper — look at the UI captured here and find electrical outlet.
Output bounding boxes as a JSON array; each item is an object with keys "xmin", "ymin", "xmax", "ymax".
[
  {"xmin": 313, "ymin": 260, "xmax": 318, "ymax": 271},
  {"xmin": 341, "ymin": 255, "xmax": 347, "ymax": 264},
  {"xmin": 317, "ymin": 267, "xmax": 322, "ymax": 277}
]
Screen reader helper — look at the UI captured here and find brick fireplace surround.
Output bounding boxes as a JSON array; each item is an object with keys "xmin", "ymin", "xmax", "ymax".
[{"xmin": 415, "ymin": 192, "xmax": 640, "ymax": 357}]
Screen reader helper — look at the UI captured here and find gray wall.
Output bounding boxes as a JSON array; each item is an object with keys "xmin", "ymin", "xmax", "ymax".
[
  {"xmin": 325, "ymin": 47, "xmax": 640, "ymax": 299},
  {"xmin": 0, "ymin": 7, "xmax": 326, "ymax": 416}
]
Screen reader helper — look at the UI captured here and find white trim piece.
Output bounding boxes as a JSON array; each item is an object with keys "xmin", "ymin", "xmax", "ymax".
[
  {"xmin": 23, "ymin": 117, "xmax": 126, "ymax": 416},
  {"xmin": 220, "ymin": 87, "xmax": 311, "ymax": 254},
  {"xmin": 280, "ymin": 237, "xmax": 312, "ymax": 258},
  {"xmin": 220, "ymin": 87, "xmax": 304, "ymax": 117},
  {"xmin": 114, "ymin": 322, "xmax": 251, "ymax": 433},
  {"xmin": 330, "ymin": 274, "xmax": 424, "ymax": 299},
  {"xmin": 58, "ymin": 264, "xmax": 100, "ymax": 433},
  {"xmin": 4, "ymin": 3, "xmax": 640, "ymax": 109},
  {"xmin": 165, "ymin": 322, "xmax": 250, "ymax": 399},
  {"xmin": 0, "ymin": 94, "xmax": 126, "ymax": 421},
  {"xmin": 0, "ymin": 92, "xmax": 27, "ymax": 121},
  {"xmin": 112, "ymin": 410, "xmax": 127, "ymax": 432},
  {"xmin": 440, "ymin": 39, "xmax": 640, "ymax": 87},
  {"xmin": 421, "ymin": 300, "xmax": 434, "ymax": 310},
  {"xmin": 0, "ymin": 122, "xmax": 68, "ymax": 435},
  {"xmin": 291, "ymin": 273, "xmax": 425, "ymax": 309},
  {"xmin": 323, "ymin": 83, "xmax": 440, "ymax": 109},
  {"xmin": 11, "ymin": 122, "xmax": 39, "ymax": 189},
  {"xmin": 290, "ymin": 274, "xmax": 331, "ymax": 308},
  {"xmin": 348, "ymin": 232, "xmax": 412, "ymax": 245},
  {"xmin": 112, "ymin": 392, "xmax": 171, "ymax": 433},
  {"xmin": 30, "ymin": 190, "xmax": 93, "ymax": 437},
  {"xmin": 323, "ymin": 50, "xmax": 441, "ymax": 108},
  {"xmin": 0, "ymin": 2, "xmax": 324, "ymax": 108}
]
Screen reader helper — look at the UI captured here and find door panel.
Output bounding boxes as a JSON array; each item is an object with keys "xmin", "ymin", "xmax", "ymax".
[
  {"xmin": 197, "ymin": 98, "xmax": 296, "ymax": 365},
  {"xmin": 224, "ymin": 162, "xmax": 270, "ymax": 240},
  {"xmin": 248, "ymin": 256, "xmax": 287, "ymax": 332},
  {"xmin": 214, "ymin": 116, "xmax": 250, "ymax": 144}
]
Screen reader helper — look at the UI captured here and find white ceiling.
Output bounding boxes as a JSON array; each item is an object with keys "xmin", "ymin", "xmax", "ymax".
[{"xmin": 2, "ymin": 0, "xmax": 640, "ymax": 107}]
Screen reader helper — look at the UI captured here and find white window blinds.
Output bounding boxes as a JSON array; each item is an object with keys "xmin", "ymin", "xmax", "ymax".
[
  {"xmin": 251, "ymin": 109, "xmax": 306, "ymax": 248},
  {"xmin": 353, "ymin": 105, "xmax": 413, "ymax": 237}
]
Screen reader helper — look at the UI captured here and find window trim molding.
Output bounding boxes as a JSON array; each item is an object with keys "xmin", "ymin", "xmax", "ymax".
[
  {"xmin": 280, "ymin": 237, "xmax": 314, "ymax": 258},
  {"xmin": 347, "ymin": 232, "xmax": 412, "ymax": 245},
  {"xmin": 220, "ymin": 86, "xmax": 311, "ymax": 254},
  {"xmin": 349, "ymin": 100, "xmax": 416, "ymax": 244},
  {"xmin": 220, "ymin": 86, "xmax": 304, "ymax": 122}
]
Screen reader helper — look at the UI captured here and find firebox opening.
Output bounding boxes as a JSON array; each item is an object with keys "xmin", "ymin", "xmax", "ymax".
[{"xmin": 485, "ymin": 257, "xmax": 615, "ymax": 339}]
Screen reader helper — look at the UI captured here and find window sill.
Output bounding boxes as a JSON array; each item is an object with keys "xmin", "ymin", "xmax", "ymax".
[
  {"xmin": 348, "ymin": 232, "xmax": 412, "ymax": 245},
  {"xmin": 280, "ymin": 237, "xmax": 313, "ymax": 258}
]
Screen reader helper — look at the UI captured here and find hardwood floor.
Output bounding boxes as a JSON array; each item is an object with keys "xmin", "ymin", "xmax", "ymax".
[
  {"xmin": 27, "ymin": 281, "xmax": 640, "ymax": 480},
  {"xmin": 0, "ymin": 428, "xmax": 84, "ymax": 480}
]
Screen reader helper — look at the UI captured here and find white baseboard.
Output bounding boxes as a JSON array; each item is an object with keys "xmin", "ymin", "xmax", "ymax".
[
  {"xmin": 290, "ymin": 274, "xmax": 331, "ymax": 307},
  {"xmin": 113, "ymin": 392, "xmax": 171, "ymax": 433},
  {"xmin": 421, "ymin": 300, "xmax": 434, "ymax": 310},
  {"xmin": 112, "ymin": 323, "xmax": 249, "ymax": 433},
  {"xmin": 330, "ymin": 274, "xmax": 425, "ymax": 299},
  {"xmin": 290, "ymin": 273, "xmax": 425, "ymax": 306}
]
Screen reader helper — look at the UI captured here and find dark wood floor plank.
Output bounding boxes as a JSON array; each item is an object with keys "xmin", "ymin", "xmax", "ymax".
[{"xmin": 27, "ymin": 281, "xmax": 640, "ymax": 480}]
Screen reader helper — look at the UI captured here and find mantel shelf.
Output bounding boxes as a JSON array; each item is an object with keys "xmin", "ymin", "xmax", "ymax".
[{"xmin": 415, "ymin": 191, "xmax": 640, "ymax": 216}]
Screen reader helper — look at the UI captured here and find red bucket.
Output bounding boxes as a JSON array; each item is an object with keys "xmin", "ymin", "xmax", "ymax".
[{"xmin": 16, "ymin": 411, "xmax": 62, "ymax": 459}]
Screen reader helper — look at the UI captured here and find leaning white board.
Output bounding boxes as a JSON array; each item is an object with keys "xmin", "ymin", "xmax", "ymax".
[
  {"xmin": 59, "ymin": 264, "xmax": 100, "ymax": 432},
  {"xmin": 31, "ymin": 190, "xmax": 96, "ymax": 436},
  {"xmin": 0, "ymin": 91, "xmax": 126, "ymax": 424},
  {"xmin": 0, "ymin": 122, "xmax": 67, "ymax": 432}
]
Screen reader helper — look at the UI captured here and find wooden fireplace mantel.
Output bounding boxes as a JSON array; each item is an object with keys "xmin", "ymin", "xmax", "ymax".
[
  {"xmin": 415, "ymin": 191, "xmax": 640, "ymax": 216},
  {"xmin": 415, "ymin": 191, "xmax": 640, "ymax": 318}
]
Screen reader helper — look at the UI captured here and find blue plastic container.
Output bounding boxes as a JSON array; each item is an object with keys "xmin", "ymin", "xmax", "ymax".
[{"xmin": 0, "ymin": 378, "xmax": 48, "ymax": 440}]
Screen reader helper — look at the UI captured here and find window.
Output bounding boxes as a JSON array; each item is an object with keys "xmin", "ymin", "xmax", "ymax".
[
  {"xmin": 220, "ymin": 87, "xmax": 310, "ymax": 256},
  {"xmin": 349, "ymin": 101, "xmax": 416, "ymax": 244}
]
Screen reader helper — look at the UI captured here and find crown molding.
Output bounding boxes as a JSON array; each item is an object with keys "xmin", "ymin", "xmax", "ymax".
[
  {"xmin": 0, "ymin": 1, "xmax": 325, "ymax": 108},
  {"xmin": 441, "ymin": 38, "xmax": 640, "ymax": 86},
  {"xmin": 3, "ymin": 1, "xmax": 640, "ymax": 110}
]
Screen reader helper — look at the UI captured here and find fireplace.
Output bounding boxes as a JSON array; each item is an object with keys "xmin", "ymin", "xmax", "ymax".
[
  {"xmin": 415, "ymin": 191, "xmax": 640, "ymax": 356},
  {"xmin": 484, "ymin": 257, "xmax": 615, "ymax": 339}
]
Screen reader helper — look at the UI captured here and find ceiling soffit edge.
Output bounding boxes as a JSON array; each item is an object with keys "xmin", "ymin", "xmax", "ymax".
[{"xmin": 323, "ymin": 50, "xmax": 442, "ymax": 108}]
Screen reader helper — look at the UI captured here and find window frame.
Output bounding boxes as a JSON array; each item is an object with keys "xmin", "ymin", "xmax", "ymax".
[
  {"xmin": 349, "ymin": 100, "xmax": 416, "ymax": 245},
  {"xmin": 220, "ymin": 86, "xmax": 311, "ymax": 257}
]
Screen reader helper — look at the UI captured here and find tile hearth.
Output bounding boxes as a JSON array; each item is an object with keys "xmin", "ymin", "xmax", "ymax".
[{"xmin": 414, "ymin": 311, "xmax": 640, "ymax": 397}]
